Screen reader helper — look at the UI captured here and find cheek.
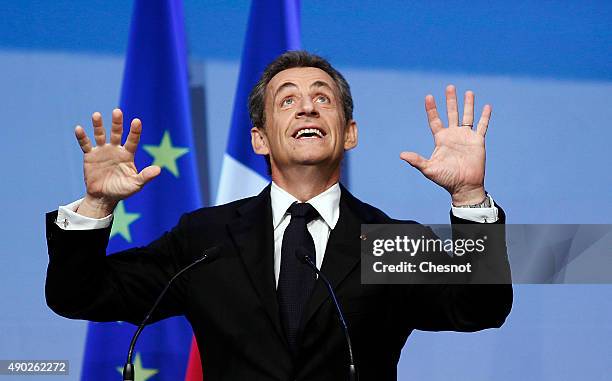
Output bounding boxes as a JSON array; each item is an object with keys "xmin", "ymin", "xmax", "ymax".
[
  {"xmin": 330, "ymin": 118, "xmax": 347, "ymax": 144},
  {"xmin": 267, "ymin": 124, "xmax": 287, "ymax": 146}
]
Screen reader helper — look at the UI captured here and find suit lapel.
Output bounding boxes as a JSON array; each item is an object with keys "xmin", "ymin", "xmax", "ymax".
[
  {"xmin": 227, "ymin": 184, "xmax": 378, "ymax": 347},
  {"xmin": 227, "ymin": 185, "xmax": 287, "ymax": 345},
  {"xmin": 301, "ymin": 185, "xmax": 368, "ymax": 328}
]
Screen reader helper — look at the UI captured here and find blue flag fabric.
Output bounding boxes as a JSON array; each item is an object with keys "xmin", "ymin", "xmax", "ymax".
[
  {"xmin": 216, "ymin": 0, "xmax": 301, "ymax": 205},
  {"xmin": 80, "ymin": 0, "xmax": 199, "ymax": 380}
]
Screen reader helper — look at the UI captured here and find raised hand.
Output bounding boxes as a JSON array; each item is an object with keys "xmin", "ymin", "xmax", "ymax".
[
  {"xmin": 75, "ymin": 109, "xmax": 160, "ymax": 218},
  {"xmin": 400, "ymin": 85, "xmax": 490, "ymax": 206}
]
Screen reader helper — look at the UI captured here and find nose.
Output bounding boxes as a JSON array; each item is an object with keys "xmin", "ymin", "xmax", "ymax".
[{"xmin": 296, "ymin": 97, "xmax": 319, "ymax": 118}]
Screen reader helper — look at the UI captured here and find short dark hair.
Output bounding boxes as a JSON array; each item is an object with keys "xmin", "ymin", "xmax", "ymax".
[{"xmin": 248, "ymin": 50, "xmax": 354, "ymax": 130}]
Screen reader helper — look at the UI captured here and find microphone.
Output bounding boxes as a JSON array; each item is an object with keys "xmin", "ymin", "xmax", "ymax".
[
  {"xmin": 295, "ymin": 247, "xmax": 358, "ymax": 381},
  {"xmin": 122, "ymin": 245, "xmax": 222, "ymax": 381}
]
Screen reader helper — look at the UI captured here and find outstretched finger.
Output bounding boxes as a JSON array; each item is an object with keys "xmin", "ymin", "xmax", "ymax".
[
  {"xmin": 110, "ymin": 108, "xmax": 123, "ymax": 145},
  {"xmin": 446, "ymin": 85, "xmax": 459, "ymax": 128},
  {"xmin": 425, "ymin": 95, "xmax": 444, "ymax": 135},
  {"xmin": 462, "ymin": 90, "xmax": 475, "ymax": 127},
  {"xmin": 75, "ymin": 125, "xmax": 92, "ymax": 153},
  {"xmin": 476, "ymin": 104, "xmax": 492, "ymax": 137},
  {"xmin": 136, "ymin": 165, "xmax": 161, "ymax": 186},
  {"xmin": 400, "ymin": 151, "xmax": 428, "ymax": 171},
  {"xmin": 92, "ymin": 112, "xmax": 106, "ymax": 146},
  {"xmin": 124, "ymin": 118, "xmax": 142, "ymax": 154}
]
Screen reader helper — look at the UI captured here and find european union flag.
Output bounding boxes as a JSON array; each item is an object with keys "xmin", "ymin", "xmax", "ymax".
[{"xmin": 80, "ymin": 0, "xmax": 200, "ymax": 379}]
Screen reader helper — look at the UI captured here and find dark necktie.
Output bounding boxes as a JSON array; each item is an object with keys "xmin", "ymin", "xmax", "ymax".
[{"xmin": 277, "ymin": 202, "xmax": 319, "ymax": 355}]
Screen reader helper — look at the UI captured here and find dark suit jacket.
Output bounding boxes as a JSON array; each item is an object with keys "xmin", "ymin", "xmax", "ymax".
[{"xmin": 45, "ymin": 184, "xmax": 512, "ymax": 381}]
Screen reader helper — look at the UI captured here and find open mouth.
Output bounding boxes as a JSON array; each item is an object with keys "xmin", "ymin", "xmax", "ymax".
[{"xmin": 293, "ymin": 127, "xmax": 326, "ymax": 139}]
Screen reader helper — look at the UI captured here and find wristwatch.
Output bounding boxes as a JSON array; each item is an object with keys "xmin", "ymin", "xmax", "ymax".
[{"xmin": 455, "ymin": 193, "xmax": 492, "ymax": 208}]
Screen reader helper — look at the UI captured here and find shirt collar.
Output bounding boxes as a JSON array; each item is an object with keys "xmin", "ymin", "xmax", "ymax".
[{"xmin": 270, "ymin": 181, "xmax": 341, "ymax": 230}]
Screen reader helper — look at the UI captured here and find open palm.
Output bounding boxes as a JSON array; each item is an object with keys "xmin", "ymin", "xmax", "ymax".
[
  {"xmin": 400, "ymin": 85, "xmax": 491, "ymax": 205},
  {"xmin": 75, "ymin": 109, "xmax": 160, "ymax": 217}
]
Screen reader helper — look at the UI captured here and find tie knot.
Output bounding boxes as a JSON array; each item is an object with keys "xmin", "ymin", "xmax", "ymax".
[{"xmin": 287, "ymin": 202, "xmax": 319, "ymax": 223}]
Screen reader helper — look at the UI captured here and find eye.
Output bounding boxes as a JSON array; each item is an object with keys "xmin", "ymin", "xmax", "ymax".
[
  {"xmin": 315, "ymin": 95, "xmax": 330, "ymax": 104},
  {"xmin": 281, "ymin": 97, "xmax": 295, "ymax": 107}
]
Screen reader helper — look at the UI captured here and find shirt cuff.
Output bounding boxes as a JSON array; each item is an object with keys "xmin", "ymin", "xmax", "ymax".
[
  {"xmin": 55, "ymin": 198, "xmax": 113, "ymax": 230},
  {"xmin": 451, "ymin": 194, "xmax": 499, "ymax": 223}
]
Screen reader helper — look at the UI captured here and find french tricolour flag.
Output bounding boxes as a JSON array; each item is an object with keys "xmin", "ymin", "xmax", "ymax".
[
  {"xmin": 216, "ymin": 0, "xmax": 301, "ymax": 204},
  {"xmin": 184, "ymin": 1, "xmax": 301, "ymax": 379}
]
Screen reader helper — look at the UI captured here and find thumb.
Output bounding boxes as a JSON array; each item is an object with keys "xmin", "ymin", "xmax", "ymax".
[
  {"xmin": 137, "ymin": 165, "xmax": 161, "ymax": 186},
  {"xmin": 400, "ymin": 151, "xmax": 428, "ymax": 171}
]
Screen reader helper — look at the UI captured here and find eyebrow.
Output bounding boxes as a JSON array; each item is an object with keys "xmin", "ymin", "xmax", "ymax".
[
  {"xmin": 273, "ymin": 80, "xmax": 334, "ymax": 100},
  {"xmin": 273, "ymin": 82, "xmax": 298, "ymax": 99},
  {"xmin": 310, "ymin": 80, "xmax": 333, "ymax": 92}
]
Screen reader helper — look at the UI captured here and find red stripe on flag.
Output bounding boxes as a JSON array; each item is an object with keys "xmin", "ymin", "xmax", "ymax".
[{"xmin": 184, "ymin": 336, "xmax": 203, "ymax": 381}]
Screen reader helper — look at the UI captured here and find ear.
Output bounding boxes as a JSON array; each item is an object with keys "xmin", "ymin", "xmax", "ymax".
[
  {"xmin": 343, "ymin": 120, "xmax": 358, "ymax": 151},
  {"xmin": 251, "ymin": 126, "xmax": 270, "ymax": 155}
]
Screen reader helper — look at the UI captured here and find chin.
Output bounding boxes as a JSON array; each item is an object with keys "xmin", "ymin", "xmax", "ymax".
[
  {"xmin": 294, "ymin": 146, "xmax": 338, "ymax": 162},
  {"xmin": 295, "ymin": 158, "xmax": 326, "ymax": 166},
  {"xmin": 295, "ymin": 154, "xmax": 341, "ymax": 168}
]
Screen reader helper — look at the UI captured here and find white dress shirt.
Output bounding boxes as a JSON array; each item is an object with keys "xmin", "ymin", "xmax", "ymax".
[
  {"xmin": 55, "ymin": 183, "xmax": 499, "ymax": 287},
  {"xmin": 270, "ymin": 182, "xmax": 341, "ymax": 287}
]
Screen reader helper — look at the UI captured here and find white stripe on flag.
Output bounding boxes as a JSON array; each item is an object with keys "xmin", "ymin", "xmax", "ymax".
[{"xmin": 215, "ymin": 153, "xmax": 269, "ymax": 205}]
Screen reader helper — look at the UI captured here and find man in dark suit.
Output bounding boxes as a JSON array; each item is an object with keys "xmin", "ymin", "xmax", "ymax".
[{"xmin": 46, "ymin": 51, "xmax": 512, "ymax": 380}]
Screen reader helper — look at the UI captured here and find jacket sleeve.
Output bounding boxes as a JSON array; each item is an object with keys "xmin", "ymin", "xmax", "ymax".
[
  {"xmin": 44, "ymin": 210, "xmax": 194, "ymax": 325},
  {"xmin": 398, "ymin": 205, "xmax": 513, "ymax": 332}
]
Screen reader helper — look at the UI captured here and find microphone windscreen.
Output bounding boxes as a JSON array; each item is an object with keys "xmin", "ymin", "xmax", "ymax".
[{"xmin": 202, "ymin": 245, "xmax": 222, "ymax": 262}]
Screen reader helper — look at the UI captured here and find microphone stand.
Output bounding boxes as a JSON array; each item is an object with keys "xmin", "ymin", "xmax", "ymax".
[
  {"xmin": 122, "ymin": 246, "xmax": 220, "ymax": 381},
  {"xmin": 296, "ymin": 248, "xmax": 358, "ymax": 381}
]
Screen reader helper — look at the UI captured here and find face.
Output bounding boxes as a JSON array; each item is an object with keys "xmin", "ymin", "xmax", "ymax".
[{"xmin": 251, "ymin": 67, "xmax": 357, "ymax": 173}]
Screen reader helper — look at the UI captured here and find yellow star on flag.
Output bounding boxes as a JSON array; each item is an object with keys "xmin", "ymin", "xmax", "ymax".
[
  {"xmin": 116, "ymin": 352, "xmax": 159, "ymax": 381},
  {"xmin": 143, "ymin": 130, "xmax": 189, "ymax": 177},
  {"xmin": 110, "ymin": 201, "xmax": 140, "ymax": 243}
]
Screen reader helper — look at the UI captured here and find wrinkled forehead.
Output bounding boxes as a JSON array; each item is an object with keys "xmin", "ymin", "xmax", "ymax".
[{"xmin": 265, "ymin": 67, "xmax": 338, "ymax": 100}]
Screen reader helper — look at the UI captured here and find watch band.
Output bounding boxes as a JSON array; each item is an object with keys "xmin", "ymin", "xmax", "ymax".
[{"xmin": 455, "ymin": 194, "xmax": 491, "ymax": 208}]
